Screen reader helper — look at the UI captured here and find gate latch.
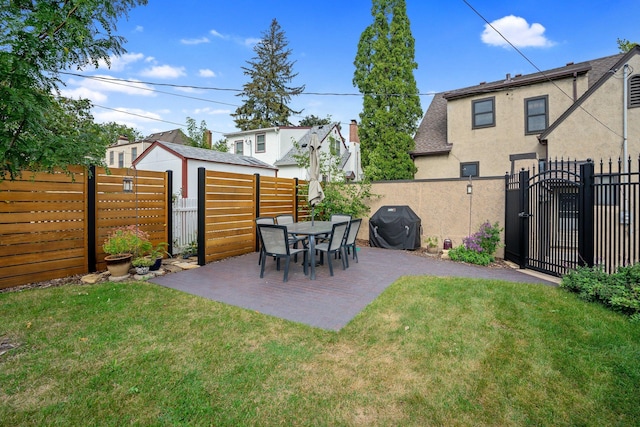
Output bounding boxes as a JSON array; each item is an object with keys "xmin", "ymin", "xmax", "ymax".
[{"xmin": 518, "ymin": 212, "xmax": 533, "ymax": 218}]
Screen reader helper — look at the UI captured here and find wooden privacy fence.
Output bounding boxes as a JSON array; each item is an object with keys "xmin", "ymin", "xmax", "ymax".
[
  {"xmin": 197, "ymin": 168, "xmax": 307, "ymax": 264},
  {"xmin": 0, "ymin": 166, "xmax": 171, "ymax": 289}
]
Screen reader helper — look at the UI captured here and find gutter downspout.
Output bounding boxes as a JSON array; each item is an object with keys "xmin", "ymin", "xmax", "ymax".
[{"xmin": 623, "ymin": 64, "xmax": 628, "ymax": 171}]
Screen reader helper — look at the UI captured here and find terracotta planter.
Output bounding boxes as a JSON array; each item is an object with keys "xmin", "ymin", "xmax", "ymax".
[
  {"xmin": 104, "ymin": 254, "xmax": 132, "ymax": 277},
  {"xmin": 426, "ymin": 246, "xmax": 439, "ymax": 254}
]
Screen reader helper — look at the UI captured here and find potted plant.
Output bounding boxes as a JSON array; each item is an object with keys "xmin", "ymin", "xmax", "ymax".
[
  {"xmin": 425, "ymin": 236, "xmax": 439, "ymax": 254},
  {"xmin": 148, "ymin": 242, "xmax": 169, "ymax": 271},
  {"xmin": 132, "ymin": 256, "xmax": 154, "ymax": 275},
  {"xmin": 102, "ymin": 225, "xmax": 152, "ymax": 277},
  {"xmin": 181, "ymin": 240, "xmax": 198, "ymax": 259}
]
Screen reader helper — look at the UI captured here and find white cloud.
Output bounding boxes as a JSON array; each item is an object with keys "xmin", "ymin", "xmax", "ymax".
[
  {"xmin": 59, "ymin": 87, "xmax": 108, "ymax": 104},
  {"xmin": 210, "ymin": 29, "xmax": 228, "ymax": 39},
  {"xmin": 193, "ymin": 107, "xmax": 231, "ymax": 116},
  {"xmin": 199, "ymin": 69, "xmax": 216, "ymax": 78},
  {"xmin": 93, "ymin": 107, "xmax": 163, "ymax": 127},
  {"xmin": 65, "ymin": 75, "xmax": 156, "ymax": 98},
  {"xmin": 180, "ymin": 37, "xmax": 210, "ymax": 45},
  {"xmin": 134, "ymin": 25, "xmax": 144, "ymax": 33},
  {"xmin": 97, "ymin": 52, "xmax": 145, "ymax": 72},
  {"xmin": 243, "ymin": 37, "xmax": 261, "ymax": 47},
  {"xmin": 481, "ymin": 15, "xmax": 554, "ymax": 48},
  {"xmin": 139, "ymin": 65, "xmax": 186, "ymax": 79}
]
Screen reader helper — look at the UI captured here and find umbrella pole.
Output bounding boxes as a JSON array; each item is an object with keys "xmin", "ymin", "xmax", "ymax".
[{"xmin": 311, "ymin": 205, "xmax": 315, "ymax": 225}]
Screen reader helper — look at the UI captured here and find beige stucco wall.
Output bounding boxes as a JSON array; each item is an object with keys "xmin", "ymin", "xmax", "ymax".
[
  {"xmin": 360, "ymin": 178, "xmax": 506, "ymax": 258},
  {"xmin": 546, "ymin": 57, "xmax": 640, "ymax": 161},
  {"xmin": 415, "ymin": 75, "xmax": 591, "ymax": 179}
]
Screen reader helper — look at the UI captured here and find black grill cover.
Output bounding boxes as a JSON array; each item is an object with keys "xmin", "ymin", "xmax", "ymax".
[{"xmin": 369, "ymin": 205, "xmax": 421, "ymax": 250}]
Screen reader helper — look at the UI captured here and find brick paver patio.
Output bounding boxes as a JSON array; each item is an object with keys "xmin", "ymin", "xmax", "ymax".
[{"xmin": 150, "ymin": 246, "xmax": 556, "ymax": 331}]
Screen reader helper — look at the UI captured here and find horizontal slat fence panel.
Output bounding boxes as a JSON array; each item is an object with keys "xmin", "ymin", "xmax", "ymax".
[
  {"xmin": 95, "ymin": 167, "xmax": 169, "ymax": 271},
  {"xmin": 202, "ymin": 170, "xmax": 256, "ymax": 263},
  {"xmin": 0, "ymin": 166, "xmax": 88, "ymax": 289},
  {"xmin": 258, "ymin": 176, "xmax": 298, "ymax": 218}
]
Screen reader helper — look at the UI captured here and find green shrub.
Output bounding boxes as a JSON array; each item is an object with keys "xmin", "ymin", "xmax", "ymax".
[
  {"xmin": 448, "ymin": 246, "xmax": 493, "ymax": 266},
  {"xmin": 448, "ymin": 221, "xmax": 502, "ymax": 266},
  {"xmin": 560, "ymin": 263, "xmax": 640, "ymax": 317}
]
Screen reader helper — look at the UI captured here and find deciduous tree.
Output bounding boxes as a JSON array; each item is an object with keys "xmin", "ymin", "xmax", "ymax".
[
  {"xmin": 232, "ymin": 19, "xmax": 305, "ymax": 131},
  {"xmin": 353, "ymin": 0, "xmax": 422, "ymax": 180},
  {"xmin": 0, "ymin": 0, "xmax": 147, "ymax": 178}
]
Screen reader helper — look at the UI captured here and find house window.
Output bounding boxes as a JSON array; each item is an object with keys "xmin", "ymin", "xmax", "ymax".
[
  {"xmin": 256, "ymin": 134, "xmax": 265, "ymax": 152},
  {"xmin": 629, "ymin": 75, "xmax": 640, "ymax": 108},
  {"xmin": 118, "ymin": 152, "xmax": 124, "ymax": 168},
  {"xmin": 460, "ymin": 162, "xmax": 479, "ymax": 177},
  {"xmin": 332, "ymin": 138, "xmax": 341, "ymax": 155},
  {"xmin": 472, "ymin": 97, "xmax": 495, "ymax": 129},
  {"xmin": 131, "ymin": 147, "xmax": 137, "ymax": 160},
  {"xmin": 525, "ymin": 95, "xmax": 548, "ymax": 134},
  {"xmin": 235, "ymin": 140, "xmax": 243, "ymax": 155},
  {"xmin": 595, "ymin": 175, "xmax": 618, "ymax": 205},
  {"xmin": 558, "ymin": 192, "xmax": 578, "ymax": 230},
  {"xmin": 109, "ymin": 151, "xmax": 114, "ymax": 165}
]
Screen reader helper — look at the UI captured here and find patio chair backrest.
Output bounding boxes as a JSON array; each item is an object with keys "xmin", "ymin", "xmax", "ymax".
[
  {"xmin": 256, "ymin": 216, "xmax": 275, "ymax": 225},
  {"xmin": 331, "ymin": 214, "xmax": 352, "ymax": 223},
  {"xmin": 258, "ymin": 224, "xmax": 289, "ymax": 255},
  {"xmin": 329, "ymin": 221, "xmax": 349, "ymax": 251},
  {"xmin": 275, "ymin": 214, "xmax": 295, "ymax": 225},
  {"xmin": 345, "ymin": 218, "xmax": 362, "ymax": 245}
]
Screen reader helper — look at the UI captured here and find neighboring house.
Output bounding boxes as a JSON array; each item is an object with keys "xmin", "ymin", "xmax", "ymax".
[
  {"xmin": 105, "ymin": 128, "xmax": 204, "ymax": 169},
  {"xmin": 132, "ymin": 140, "xmax": 277, "ymax": 198},
  {"xmin": 413, "ymin": 46, "xmax": 640, "ymax": 179},
  {"xmin": 223, "ymin": 121, "xmax": 362, "ymax": 180}
]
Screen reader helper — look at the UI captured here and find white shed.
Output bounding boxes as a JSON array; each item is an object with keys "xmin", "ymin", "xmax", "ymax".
[{"xmin": 133, "ymin": 141, "xmax": 278, "ymax": 198}]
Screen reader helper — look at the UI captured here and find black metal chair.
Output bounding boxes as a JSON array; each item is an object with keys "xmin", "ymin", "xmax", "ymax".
[
  {"xmin": 342, "ymin": 218, "xmax": 362, "ymax": 268},
  {"xmin": 315, "ymin": 221, "xmax": 349, "ymax": 276},
  {"xmin": 258, "ymin": 224, "xmax": 308, "ymax": 282}
]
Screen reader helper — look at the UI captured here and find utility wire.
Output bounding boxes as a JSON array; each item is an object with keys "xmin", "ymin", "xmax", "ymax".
[{"xmin": 461, "ymin": 0, "xmax": 623, "ymax": 138}]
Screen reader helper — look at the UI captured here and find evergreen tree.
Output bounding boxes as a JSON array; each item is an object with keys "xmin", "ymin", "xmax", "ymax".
[
  {"xmin": 232, "ymin": 19, "xmax": 305, "ymax": 131},
  {"xmin": 299, "ymin": 114, "xmax": 332, "ymax": 127},
  {"xmin": 353, "ymin": 0, "xmax": 422, "ymax": 180}
]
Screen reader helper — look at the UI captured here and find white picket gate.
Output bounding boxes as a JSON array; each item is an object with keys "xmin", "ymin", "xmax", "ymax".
[{"xmin": 172, "ymin": 198, "xmax": 198, "ymax": 255}]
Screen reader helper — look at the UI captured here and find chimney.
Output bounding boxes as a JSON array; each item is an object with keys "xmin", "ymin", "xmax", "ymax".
[
  {"xmin": 206, "ymin": 130, "xmax": 212, "ymax": 148},
  {"xmin": 116, "ymin": 135, "xmax": 129, "ymax": 145},
  {"xmin": 349, "ymin": 119, "xmax": 360, "ymax": 143}
]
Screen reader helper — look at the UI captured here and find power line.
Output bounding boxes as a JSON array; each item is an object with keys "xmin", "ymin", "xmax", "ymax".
[{"xmin": 461, "ymin": 0, "xmax": 622, "ymax": 139}]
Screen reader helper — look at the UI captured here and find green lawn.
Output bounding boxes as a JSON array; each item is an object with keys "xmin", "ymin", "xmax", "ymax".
[{"xmin": 1, "ymin": 276, "xmax": 639, "ymax": 426}]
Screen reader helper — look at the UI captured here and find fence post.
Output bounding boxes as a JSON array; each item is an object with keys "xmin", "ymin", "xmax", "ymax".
[
  {"xmin": 166, "ymin": 170, "xmax": 174, "ymax": 257},
  {"xmin": 87, "ymin": 165, "xmax": 97, "ymax": 272},
  {"xmin": 294, "ymin": 177, "xmax": 299, "ymax": 221},
  {"xmin": 254, "ymin": 173, "xmax": 261, "ymax": 252},
  {"xmin": 197, "ymin": 167, "xmax": 206, "ymax": 266},
  {"xmin": 518, "ymin": 168, "xmax": 530, "ymax": 269},
  {"xmin": 579, "ymin": 160, "xmax": 595, "ymax": 267}
]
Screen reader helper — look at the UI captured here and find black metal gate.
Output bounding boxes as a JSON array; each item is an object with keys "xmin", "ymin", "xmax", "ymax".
[{"xmin": 505, "ymin": 160, "xmax": 595, "ymax": 277}]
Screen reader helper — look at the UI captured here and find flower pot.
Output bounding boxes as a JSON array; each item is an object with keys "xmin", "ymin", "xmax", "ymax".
[
  {"xmin": 135, "ymin": 266, "xmax": 150, "ymax": 275},
  {"xmin": 426, "ymin": 246, "xmax": 439, "ymax": 254},
  {"xmin": 149, "ymin": 257, "xmax": 163, "ymax": 271},
  {"xmin": 104, "ymin": 254, "xmax": 132, "ymax": 277}
]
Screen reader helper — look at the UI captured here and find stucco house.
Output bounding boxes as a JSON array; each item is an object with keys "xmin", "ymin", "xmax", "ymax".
[
  {"xmin": 132, "ymin": 140, "xmax": 276, "ymax": 198},
  {"xmin": 224, "ymin": 121, "xmax": 363, "ymax": 180},
  {"xmin": 413, "ymin": 46, "xmax": 640, "ymax": 179}
]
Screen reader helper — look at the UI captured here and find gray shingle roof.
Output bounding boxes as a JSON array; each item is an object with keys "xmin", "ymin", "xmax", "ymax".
[
  {"xmin": 413, "ymin": 52, "xmax": 628, "ymax": 156},
  {"xmin": 156, "ymin": 141, "xmax": 276, "ymax": 170},
  {"xmin": 142, "ymin": 129, "xmax": 189, "ymax": 145}
]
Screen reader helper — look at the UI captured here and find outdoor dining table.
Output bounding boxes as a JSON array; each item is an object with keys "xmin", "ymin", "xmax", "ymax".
[{"xmin": 284, "ymin": 221, "xmax": 334, "ymax": 280}]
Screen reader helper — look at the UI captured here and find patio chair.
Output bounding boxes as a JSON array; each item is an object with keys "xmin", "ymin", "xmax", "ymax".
[
  {"xmin": 315, "ymin": 221, "xmax": 349, "ymax": 276},
  {"xmin": 258, "ymin": 224, "xmax": 308, "ymax": 282},
  {"xmin": 256, "ymin": 216, "xmax": 275, "ymax": 265},
  {"xmin": 342, "ymin": 218, "xmax": 362, "ymax": 268},
  {"xmin": 330, "ymin": 213, "xmax": 352, "ymax": 223},
  {"xmin": 275, "ymin": 214, "xmax": 307, "ymax": 251}
]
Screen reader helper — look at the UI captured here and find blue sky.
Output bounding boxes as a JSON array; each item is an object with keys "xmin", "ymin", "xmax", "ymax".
[{"xmin": 60, "ymin": 0, "xmax": 640, "ymax": 140}]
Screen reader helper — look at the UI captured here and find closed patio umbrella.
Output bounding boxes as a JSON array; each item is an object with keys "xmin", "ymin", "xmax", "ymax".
[{"xmin": 307, "ymin": 132, "xmax": 324, "ymax": 224}]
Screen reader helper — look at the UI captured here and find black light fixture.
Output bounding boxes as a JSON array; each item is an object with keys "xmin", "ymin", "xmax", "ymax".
[
  {"xmin": 123, "ymin": 176, "xmax": 133, "ymax": 192},
  {"xmin": 466, "ymin": 177, "xmax": 473, "ymax": 195}
]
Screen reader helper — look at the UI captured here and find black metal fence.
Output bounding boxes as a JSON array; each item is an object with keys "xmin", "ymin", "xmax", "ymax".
[{"xmin": 505, "ymin": 156, "xmax": 640, "ymax": 276}]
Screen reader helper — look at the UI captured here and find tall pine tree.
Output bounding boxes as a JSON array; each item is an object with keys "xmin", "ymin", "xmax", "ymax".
[
  {"xmin": 353, "ymin": 0, "xmax": 422, "ymax": 180},
  {"xmin": 232, "ymin": 19, "xmax": 305, "ymax": 131}
]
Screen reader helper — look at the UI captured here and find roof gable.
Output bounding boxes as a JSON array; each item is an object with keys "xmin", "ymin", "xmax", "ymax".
[{"xmin": 275, "ymin": 123, "xmax": 345, "ymax": 166}]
